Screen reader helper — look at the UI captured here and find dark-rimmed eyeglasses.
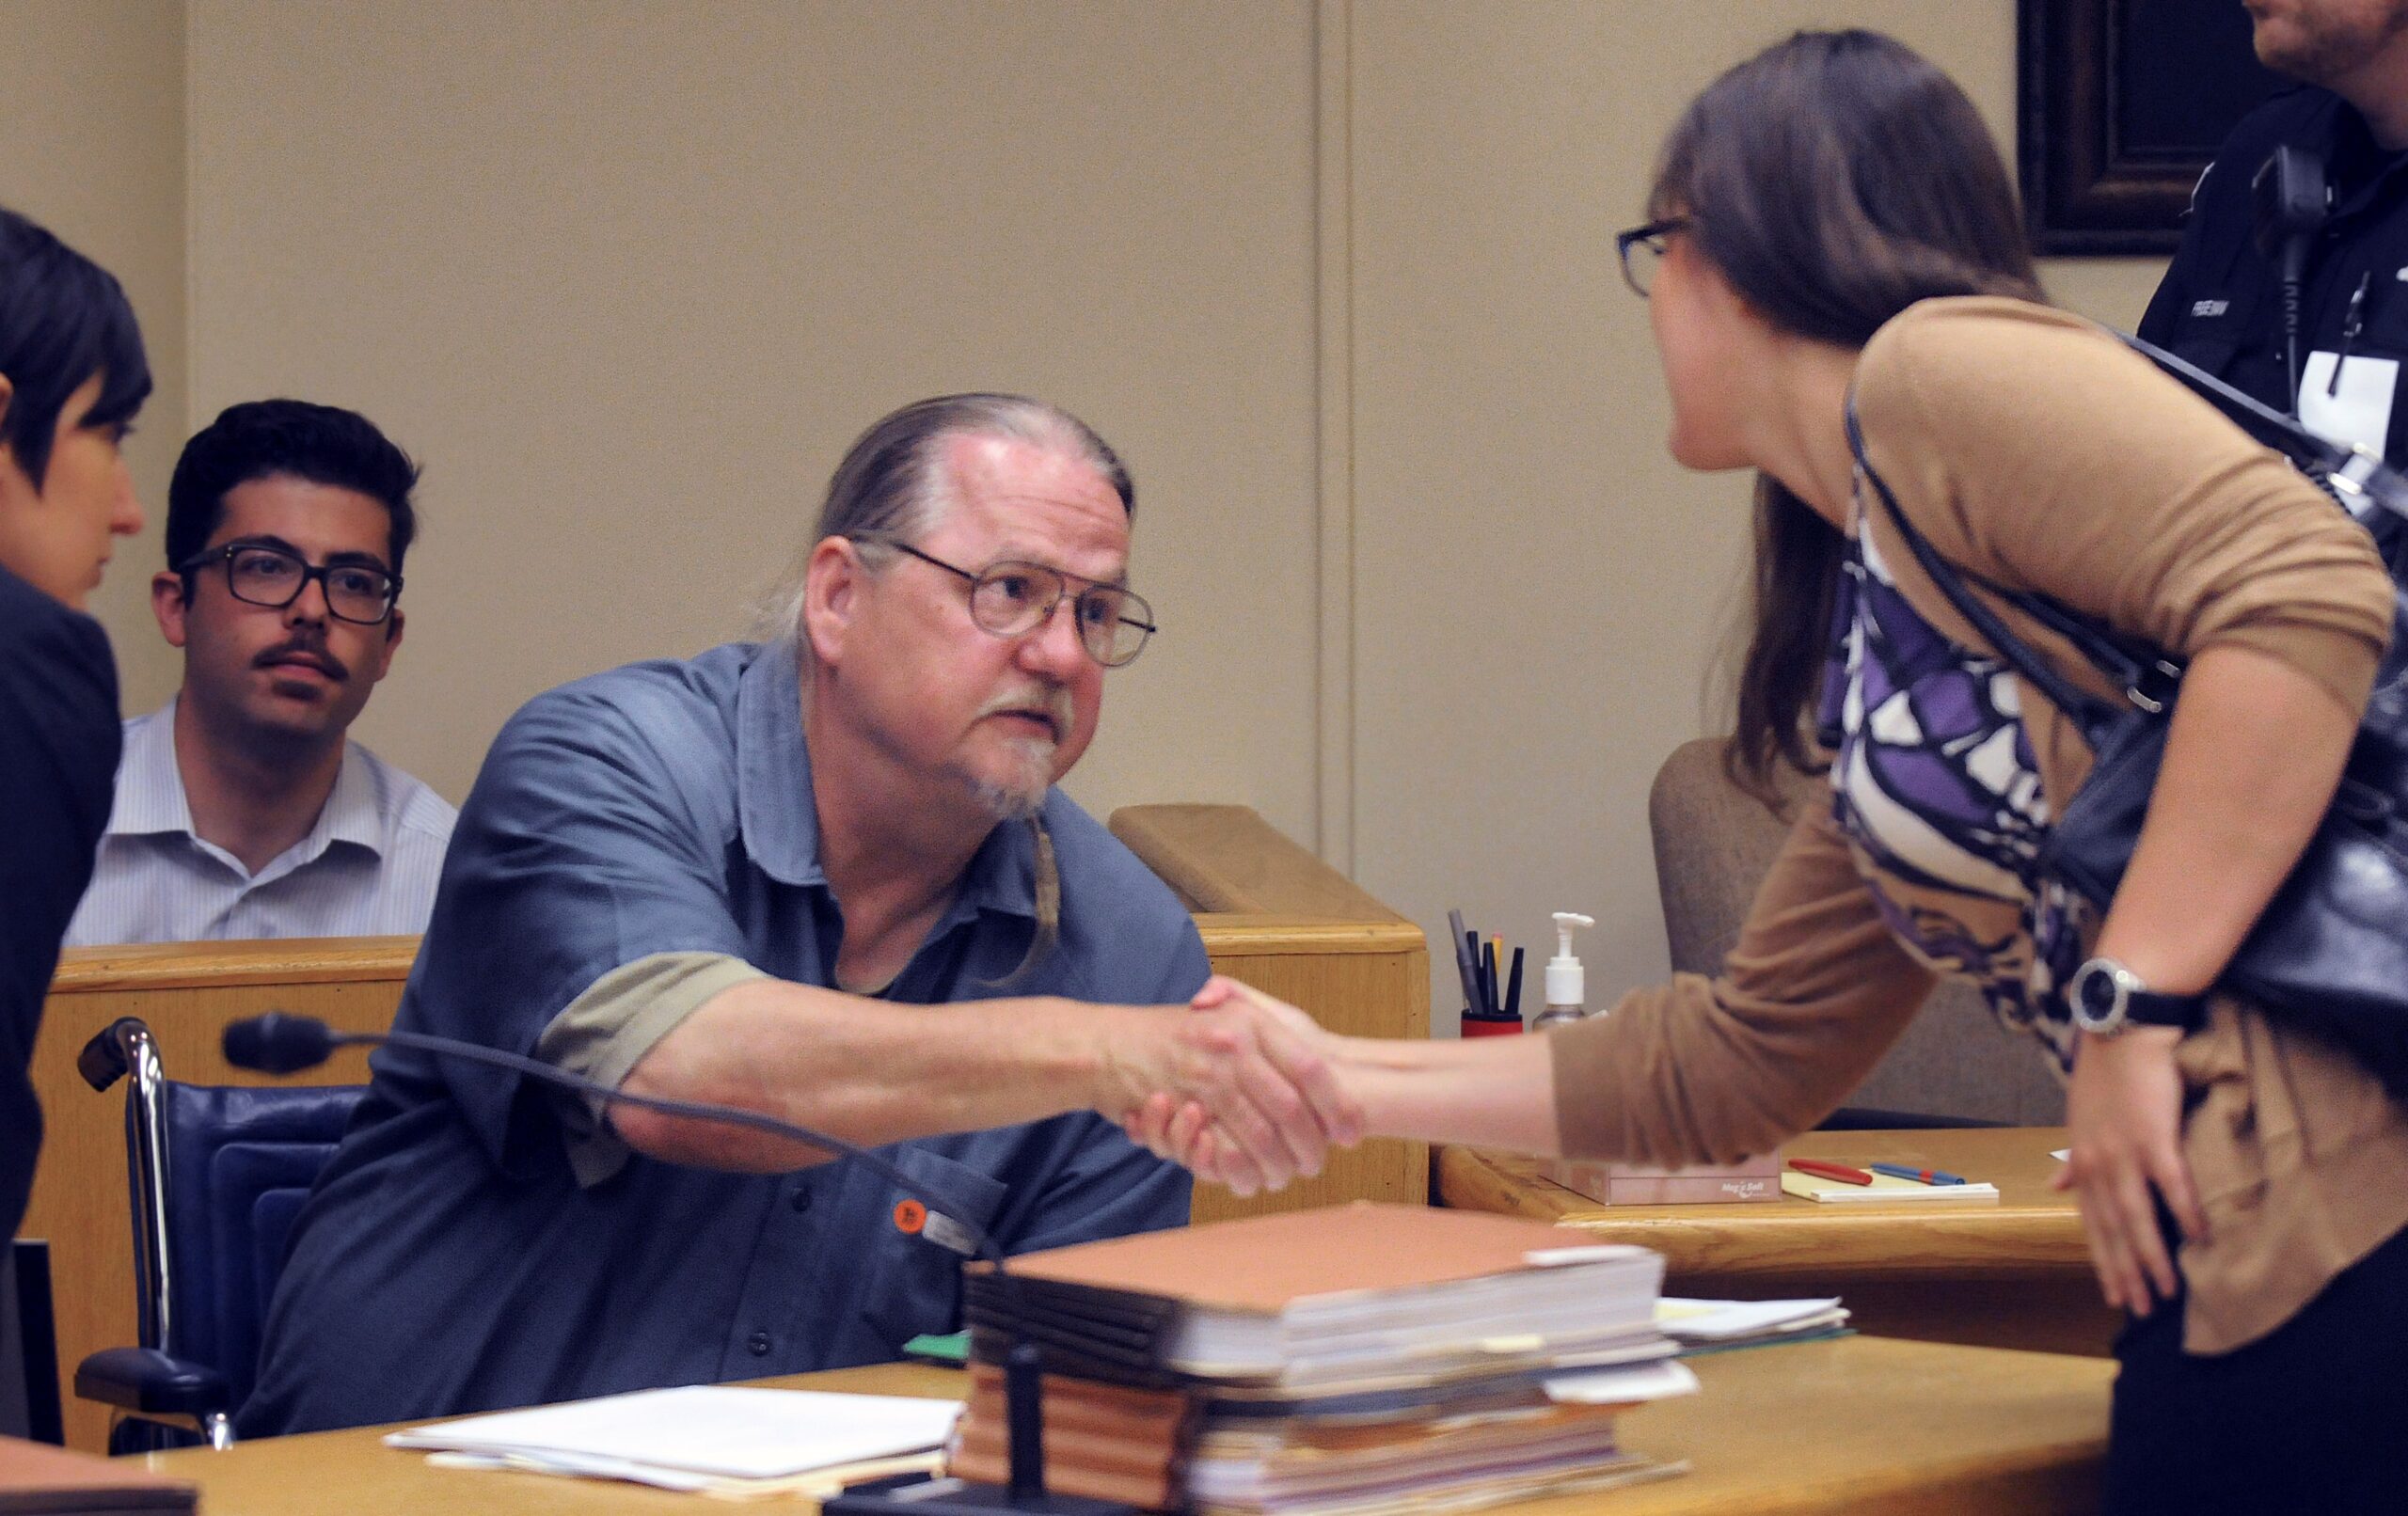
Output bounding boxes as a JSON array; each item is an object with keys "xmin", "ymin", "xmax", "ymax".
[
  {"xmin": 177, "ymin": 543, "xmax": 402, "ymax": 625},
  {"xmin": 853, "ymin": 538, "xmax": 1157, "ymax": 668},
  {"xmin": 1616, "ymin": 217, "xmax": 1689, "ymax": 298}
]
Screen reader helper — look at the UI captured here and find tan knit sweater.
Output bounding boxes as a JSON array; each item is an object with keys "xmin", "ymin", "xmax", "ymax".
[{"xmin": 1551, "ymin": 297, "xmax": 2403, "ymax": 1354}]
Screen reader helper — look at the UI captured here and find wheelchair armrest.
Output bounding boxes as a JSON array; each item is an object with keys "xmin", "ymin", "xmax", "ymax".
[{"xmin": 74, "ymin": 1346, "xmax": 232, "ymax": 1418}]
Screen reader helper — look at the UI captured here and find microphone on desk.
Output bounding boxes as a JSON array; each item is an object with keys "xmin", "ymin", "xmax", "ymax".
[{"xmin": 222, "ymin": 1012, "xmax": 1128, "ymax": 1516}]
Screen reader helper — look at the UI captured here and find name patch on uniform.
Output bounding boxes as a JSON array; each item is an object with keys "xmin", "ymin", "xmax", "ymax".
[
  {"xmin": 2299, "ymin": 352, "xmax": 2399, "ymax": 455},
  {"xmin": 2191, "ymin": 299, "xmax": 2230, "ymax": 318}
]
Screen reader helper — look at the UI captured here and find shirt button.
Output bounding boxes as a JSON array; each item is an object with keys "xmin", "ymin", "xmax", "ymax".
[
  {"xmin": 790, "ymin": 1188, "xmax": 814, "ymax": 1214},
  {"xmin": 748, "ymin": 1331, "xmax": 771, "ymax": 1357}
]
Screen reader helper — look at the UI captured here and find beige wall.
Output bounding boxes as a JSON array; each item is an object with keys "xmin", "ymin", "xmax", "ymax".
[
  {"xmin": 3, "ymin": 0, "xmax": 188, "ymax": 714},
  {"xmin": 183, "ymin": 0, "xmax": 1323, "ymax": 836},
  {"xmin": 70, "ymin": 2, "xmax": 2178, "ymax": 1021}
]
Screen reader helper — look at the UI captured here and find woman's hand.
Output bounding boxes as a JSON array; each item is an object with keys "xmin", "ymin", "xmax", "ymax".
[
  {"xmin": 2049, "ymin": 645, "xmax": 2362, "ymax": 1314},
  {"xmin": 2052, "ymin": 1025, "xmax": 2208, "ymax": 1315}
]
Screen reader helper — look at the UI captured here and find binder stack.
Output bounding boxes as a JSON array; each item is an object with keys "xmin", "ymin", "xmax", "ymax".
[{"xmin": 951, "ymin": 1203, "xmax": 1695, "ymax": 1515}]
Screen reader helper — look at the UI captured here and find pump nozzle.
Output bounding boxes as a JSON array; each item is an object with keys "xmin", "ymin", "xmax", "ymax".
[{"xmin": 1544, "ymin": 912, "xmax": 1595, "ymax": 1010}]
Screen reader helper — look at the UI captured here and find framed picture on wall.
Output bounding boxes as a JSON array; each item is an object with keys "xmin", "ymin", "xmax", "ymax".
[{"xmin": 2019, "ymin": 0, "xmax": 2288, "ymax": 255}]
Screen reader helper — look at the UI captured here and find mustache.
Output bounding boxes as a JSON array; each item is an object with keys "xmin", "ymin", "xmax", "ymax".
[
  {"xmin": 977, "ymin": 685, "xmax": 1074, "ymax": 741},
  {"xmin": 254, "ymin": 638, "xmax": 350, "ymax": 682}
]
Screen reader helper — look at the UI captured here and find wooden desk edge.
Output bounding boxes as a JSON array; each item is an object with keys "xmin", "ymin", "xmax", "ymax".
[
  {"xmin": 1436, "ymin": 1140, "xmax": 2092, "ymax": 1280},
  {"xmin": 52, "ymin": 937, "xmax": 422, "ymax": 992}
]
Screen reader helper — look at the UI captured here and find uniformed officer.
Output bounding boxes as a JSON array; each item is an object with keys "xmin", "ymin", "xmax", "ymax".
[{"xmin": 2139, "ymin": 0, "xmax": 2408, "ymax": 464}]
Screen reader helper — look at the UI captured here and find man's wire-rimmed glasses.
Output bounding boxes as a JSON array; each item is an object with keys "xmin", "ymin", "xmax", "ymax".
[
  {"xmin": 855, "ymin": 537, "xmax": 1157, "ymax": 668},
  {"xmin": 176, "ymin": 542, "xmax": 403, "ymax": 625},
  {"xmin": 1616, "ymin": 217, "xmax": 1689, "ymax": 298}
]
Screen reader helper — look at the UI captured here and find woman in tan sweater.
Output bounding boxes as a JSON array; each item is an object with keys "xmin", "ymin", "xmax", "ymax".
[{"xmin": 1137, "ymin": 30, "xmax": 2405, "ymax": 1514}]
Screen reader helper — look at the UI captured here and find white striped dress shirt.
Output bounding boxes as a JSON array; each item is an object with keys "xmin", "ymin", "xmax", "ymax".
[{"xmin": 64, "ymin": 699, "xmax": 458, "ymax": 946}]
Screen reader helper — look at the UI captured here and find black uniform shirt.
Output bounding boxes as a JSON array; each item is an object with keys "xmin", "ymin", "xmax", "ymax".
[
  {"xmin": 2140, "ymin": 86, "xmax": 2408, "ymax": 466},
  {"xmin": 0, "ymin": 561, "xmax": 120, "ymax": 1240}
]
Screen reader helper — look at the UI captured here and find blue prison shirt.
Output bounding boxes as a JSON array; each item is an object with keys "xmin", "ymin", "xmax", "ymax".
[{"xmin": 240, "ymin": 640, "xmax": 1201, "ymax": 1433}]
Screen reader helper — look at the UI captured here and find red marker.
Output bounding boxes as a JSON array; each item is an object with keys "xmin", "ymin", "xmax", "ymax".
[{"xmin": 1789, "ymin": 1159, "xmax": 1875, "ymax": 1186}]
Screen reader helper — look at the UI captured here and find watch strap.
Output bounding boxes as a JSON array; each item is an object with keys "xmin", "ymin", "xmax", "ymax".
[{"xmin": 2119, "ymin": 985, "xmax": 2207, "ymax": 1030}]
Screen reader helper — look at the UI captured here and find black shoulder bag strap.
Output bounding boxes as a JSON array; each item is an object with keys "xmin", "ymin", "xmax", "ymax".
[{"xmin": 1840, "ymin": 400, "xmax": 2160, "ymax": 750}]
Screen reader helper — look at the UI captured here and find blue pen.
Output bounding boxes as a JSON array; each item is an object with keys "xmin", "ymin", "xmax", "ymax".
[{"xmin": 1870, "ymin": 1161, "xmax": 1966, "ymax": 1186}]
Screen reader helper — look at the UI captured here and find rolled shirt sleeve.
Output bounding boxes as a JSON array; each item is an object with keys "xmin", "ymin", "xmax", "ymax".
[
  {"xmin": 400, "ymin": 670, "xmax": 761, "ymax": 1176},
  {"xmin": 537, "ymin": 950, "xmax": 772, "ymax": 1185}
]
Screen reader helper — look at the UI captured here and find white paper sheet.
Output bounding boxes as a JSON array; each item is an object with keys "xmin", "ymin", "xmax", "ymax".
[
  {"xmin": 384, "ymin": 1384, "xmax": 962, "ymax": 1481},
  {"xmin": 1654, "ymin": 1297, "xmax": 1846, "ymax": 1343},
  {"xmin": 1540, "ymin": 1358, "xmax": 1699, "ymax": 1404}
]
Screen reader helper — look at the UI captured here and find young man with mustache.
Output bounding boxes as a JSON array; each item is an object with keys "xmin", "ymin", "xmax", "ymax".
[
  {"xmin": 65, "ymin": 400, "xmax": 455, "ymax": 944},
  {"xmin": 238, "ymin": 393, "xmax": 1355, "ymax": 1434}
]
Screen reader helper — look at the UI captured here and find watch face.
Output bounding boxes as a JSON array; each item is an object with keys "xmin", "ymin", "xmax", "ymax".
[
  {"xmin": 2078, "ymin": 968, "xmax": 2119, "ymax": 1018},
  {"xmin": 2072, "ymin": 961, "xmax": 2127, "ymax": 1033}
]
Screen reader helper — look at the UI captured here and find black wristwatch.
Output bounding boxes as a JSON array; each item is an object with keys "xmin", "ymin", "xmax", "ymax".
[{"xmin": 2067, "ymin": 956, "xmax": 2206, "ymax": 1037}]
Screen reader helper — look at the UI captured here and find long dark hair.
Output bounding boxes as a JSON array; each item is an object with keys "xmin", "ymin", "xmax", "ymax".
[{"xmin": 1648, "ymin": 31, "xmax": 2044, "ymax": 801}]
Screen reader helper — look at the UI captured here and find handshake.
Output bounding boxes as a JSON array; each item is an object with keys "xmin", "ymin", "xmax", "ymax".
[{"xmin": 1101, "ymin": 976, "xmax": 1370, "ymax": 1197}]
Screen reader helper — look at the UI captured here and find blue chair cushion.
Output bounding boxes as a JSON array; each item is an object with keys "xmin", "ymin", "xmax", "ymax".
[{"xmin": 158, "ymin": 1083, "xmax": 364, "ymax": 1407}]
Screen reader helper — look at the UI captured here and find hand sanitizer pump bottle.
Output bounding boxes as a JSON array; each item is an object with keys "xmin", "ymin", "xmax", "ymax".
[{"xmin": 1529, "ymin": 912, "xmax": 1595, "ymax": 1031}]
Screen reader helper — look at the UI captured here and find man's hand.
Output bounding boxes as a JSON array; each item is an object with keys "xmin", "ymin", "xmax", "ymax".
[
  {"xmin": 1101, "ymin": 976, "xmax": 1363, "ymax": 1196},
  {"xmin": 2052, "ymin": 1025, "xmax": 2209, "ymax": 1316}
]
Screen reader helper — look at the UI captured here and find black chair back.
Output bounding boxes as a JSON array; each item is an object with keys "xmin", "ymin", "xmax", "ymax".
[
  {"xmin": 75, "ymin": 1018, "xmax": 363, "ymax": 1449},
  {"xmin": 155, "ymin": 1083, "xmax": 362, "ymax": 1408}
]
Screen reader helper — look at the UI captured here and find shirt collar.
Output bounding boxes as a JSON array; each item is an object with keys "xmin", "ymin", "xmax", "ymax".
[
  {"xmin": 737, "ymin": 643, "xmax": 826, "ymax": 888},
  {"xmin": 104, "ymin": 695, "xmax": 388, "ymax": 861},
  {"xmin": 103, "ymin": 698, "xmax": 197, "ymax": 838},
  {"xmin": 734, "ymin": 640, "xmax": 1038, "ymax": 920},
  {"xmin": 314, "ymin": 739, "xmax": 388, "ymax": 857}
]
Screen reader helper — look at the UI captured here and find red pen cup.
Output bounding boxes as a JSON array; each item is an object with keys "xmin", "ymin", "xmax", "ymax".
[{"xmin": 1461, "ymin": 1012, "xmax": 1524, "ymax": 1037}]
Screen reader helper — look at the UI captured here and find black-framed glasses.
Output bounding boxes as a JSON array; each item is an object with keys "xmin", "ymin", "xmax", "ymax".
[
  {"xmin": 177, "ymin": 543, "xmax": 402, "ymax": 625},
  {"xmin": 855, "ymin": 538, "xmax": 1157, "ymax": 668},
  {"xmin": 1615, "ymin": 216, "xmax": 1689, "ymax": 298}
]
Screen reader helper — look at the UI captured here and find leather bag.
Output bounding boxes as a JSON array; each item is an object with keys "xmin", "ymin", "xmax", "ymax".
[{"xmin": 1844, "ymin": 333, "xmax": 2408, "ymax": 1096}]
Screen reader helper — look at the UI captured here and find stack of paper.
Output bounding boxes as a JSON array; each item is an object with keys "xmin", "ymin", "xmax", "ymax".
[
  {"xmin": 1779, "ymin": 1172, "xmax": 1999, "ymax": 1203},
  {"xmin": 1655, "ymin": 1297, "xmax": 1851, "ymax": 1351},
  {"xmin": 384, "ymin": 1385, "xmax": 961, "ymax": 1495},
  {"xmin": 950, "ymin": 1203, "xmax": 1693, "ymax": 1514}
]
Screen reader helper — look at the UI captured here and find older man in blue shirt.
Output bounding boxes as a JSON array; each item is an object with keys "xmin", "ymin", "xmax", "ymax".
[{"xmin": 242, "ymin": 394, "xmax": 1354, "ymax": 1434}]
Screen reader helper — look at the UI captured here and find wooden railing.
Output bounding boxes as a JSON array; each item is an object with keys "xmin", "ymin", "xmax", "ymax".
[
  {"xmin": 1107, "ymin": 804, "xmax": 1432, "ymax": 1227},
  {"xmin": 30, "ymin": 806, "xmax": 1426, "ymax": 1450}
]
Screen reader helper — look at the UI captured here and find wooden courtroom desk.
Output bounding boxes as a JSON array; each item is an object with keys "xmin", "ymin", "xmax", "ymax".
[
  {"xmin": 1441, "ymin": 1128, "xmax": 2122, "ymax": 1358},
  {"xmin": 141, "ymin": 1338, "xmax": 2115, "ymax": 1516}
]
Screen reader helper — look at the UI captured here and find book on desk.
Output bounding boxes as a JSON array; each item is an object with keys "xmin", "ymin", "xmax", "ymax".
[{"xmin": 952, "ymin": 1202, "xmax": 1698, "ymax": 1514}]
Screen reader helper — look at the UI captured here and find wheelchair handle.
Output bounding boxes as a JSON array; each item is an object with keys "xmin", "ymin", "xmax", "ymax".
[{"xmin": 77, "ymin": 1018, "xmax": 152, "ymax": 1094}]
